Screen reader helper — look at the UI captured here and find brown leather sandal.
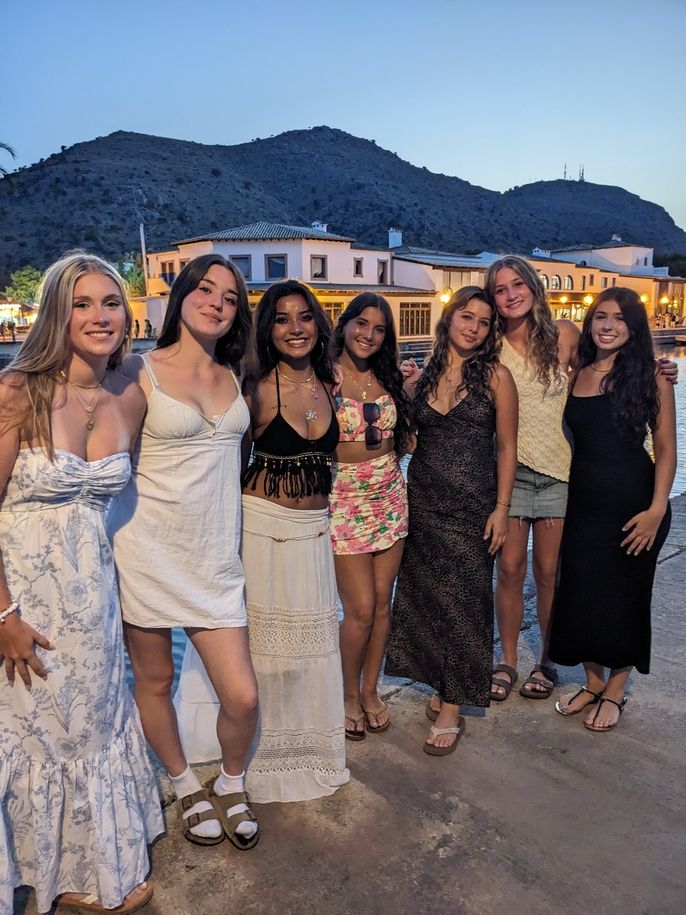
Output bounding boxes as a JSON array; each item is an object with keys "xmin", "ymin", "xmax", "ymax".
[
  {"xmin": 362, "ymin": 700, "xmax": 390, "ymax": 733},
  {"xmin": 490, "ymin": 664, "xmax": 518, "ymax": 702},
  {"xmin": 345, "ymin": 712, "xmax": 367, "ymax": 741},
  {"xmin": 58, "ymin": 883, "xmax": 154, "ymax": 913},
  {"xmin": 179, "ymin": 788, "xmax": 224, "ymax": 846},
  {"xmin": 423, "ymin": 716, "xmax": 466, "ymax": 757},
  {"xmin": 519, "ymin": 664, "xmax": 558, "ymax": 699},
  {"xmin": 212, "ymin": 790, "xmax": 260, "ymax": 850}
]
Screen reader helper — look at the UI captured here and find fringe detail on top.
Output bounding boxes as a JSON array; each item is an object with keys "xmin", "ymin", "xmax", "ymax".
[{"xmin": 243, "ymin": 451, "xmax": 333, "ymax": 499}]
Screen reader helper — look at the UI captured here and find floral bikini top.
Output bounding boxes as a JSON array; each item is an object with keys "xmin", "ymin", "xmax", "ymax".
[{"xmin": 336, "ymin": 394, "xmax": 396, "ymax": 442}]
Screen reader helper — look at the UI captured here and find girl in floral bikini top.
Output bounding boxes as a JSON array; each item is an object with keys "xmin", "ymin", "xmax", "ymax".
[{"xmin": 329, "ymin": 293, "xmax": 412, "ymax": 741}]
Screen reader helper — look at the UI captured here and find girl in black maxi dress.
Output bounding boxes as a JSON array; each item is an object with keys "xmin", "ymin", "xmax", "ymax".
[
  {"xmin": 385, "ymin": 287, "xmax": 517, "ymax": 754},
  {"xmin": 549, "ymin": 288, "xmax": 676, "ymax": 731}
]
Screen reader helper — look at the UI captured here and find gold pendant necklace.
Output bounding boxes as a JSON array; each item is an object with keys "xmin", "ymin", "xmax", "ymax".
[
  {"xmin": 350, "ymin": 370, "xmax": 373, "ymax": 400},
  {"xmin": 69, "ymin": 380, "xmax": 105, "ymax": 431}
]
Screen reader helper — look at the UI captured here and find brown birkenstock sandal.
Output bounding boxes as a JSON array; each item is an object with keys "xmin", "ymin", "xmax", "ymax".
[
  {"xmin": 179, "ymin": 788, "xmax": 224, "ymax": 846},
  {"xmin": 423, "ymin": 716, "xmax": 466, "ymax": 757},
  {"xmin": 490, "ymin": 664, "xmax": 518, "ymax": 702},
  {"xmin": 212, "ymin": 790, "xmax": 260, "ymax": 850},
  {"xmin": 519, "ymin": 664, "xmax": 558, "ymax": 699}
]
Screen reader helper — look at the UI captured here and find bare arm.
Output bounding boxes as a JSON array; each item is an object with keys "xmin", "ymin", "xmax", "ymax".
[
  {"xmin": 483, "ymin": 365, "xmax": 518, "ymax": 555},
  {"xmin": 0, "ymin": 376, "xmax": 53, "ymax": 687},
  {"xmin": 621, "ymin": 373, "xmax": 676, "ymax": 555},
  {"xmin": 556, "ymin": 319, "xmax": 581, "ymax": 373}
]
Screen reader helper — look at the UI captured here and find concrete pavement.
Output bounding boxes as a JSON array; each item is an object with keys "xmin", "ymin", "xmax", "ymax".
[{"xmin": 15, "ymin": 496, "xmax": 686, "ymax": 914}]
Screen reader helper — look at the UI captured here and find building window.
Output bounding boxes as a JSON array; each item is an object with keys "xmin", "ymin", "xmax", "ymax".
[
  {"xmin": 230, "ymin": 255, "xmax": 251, "ymax": 280},
  {"xmin": 539, "ymin": 274, "xmax": 549, "ymax": 289},
  {"xmin": 589, "ymin": 274, "xmax": 594, "ymax": 287},
  {"xmin": 265, "ymin": 254, "xmax": 287, "ymax": 280},
  {"xmin": 581, "ymin": 275, "xmax": 586, "ymax": 291},
  {"xmin": 612, "ymin": 277, "xmax": 616, "ymax": 286},
  {"xmin": 311, "ymin": 255, "xmax": 327, "ymax": 280},
  {"xmin": 399, "ymin": 302, "xmax": 431, "ymax": 337},
  {"xmin": 321, "ymin": 301, "xmax": 344, "ymax": 326},
  {"xmin": 602, "ymin": 277, "xmax": 608, "ymax": 289},
  {"xmin": 644, "ymin": 257, "xmax": 648, "ymax": 266},
  {"xmin": 160, "ymin": 260, "xmax": 176, "ymax": 284},
  {"xmin": 377, "ymin": 259, "xmax": 388, "ymax": 284},
  {"xmin": 353, "ymin": 257, "xmax": 363, "ymax": 278},
  {"xmin": 179, "ymin": 259, "xmax": 189, "ymax": 271},
  {"xmin": 563, "ymin": 275, "xmax": 573, "ymax": 290},
  {"xmin": 551, "ymin": 275, "xmax": 561, "ymax": 290}
]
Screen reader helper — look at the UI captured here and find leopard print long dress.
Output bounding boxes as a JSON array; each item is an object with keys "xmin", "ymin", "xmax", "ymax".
[{"xmin": 385, "ymin": 391, "xmax": 496, "ymax": 706}]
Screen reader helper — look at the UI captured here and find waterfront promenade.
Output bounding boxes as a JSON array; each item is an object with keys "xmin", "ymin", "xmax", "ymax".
[{"xmin": 16, "ymin": 495, "xmax": 685, "ymax": 914}]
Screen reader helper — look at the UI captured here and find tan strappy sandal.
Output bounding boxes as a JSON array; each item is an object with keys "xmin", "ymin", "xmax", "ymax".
[{"xmin": 179, "ymin": 788, "xmax": 225, "ymax": 846}]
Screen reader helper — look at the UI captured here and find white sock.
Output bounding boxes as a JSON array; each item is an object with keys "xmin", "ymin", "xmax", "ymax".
[
  {"xmin": 213, "ymin": 768, "xmax": 258, "ymax": 839},
  {"xmin": 170, "ymin": 765, "xmax": 222, "ymax": 840}
]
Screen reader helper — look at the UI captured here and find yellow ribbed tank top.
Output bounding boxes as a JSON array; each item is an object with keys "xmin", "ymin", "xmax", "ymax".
[{"xmin": 500, "ymin": 337, "xmax": 571, "ymax": 482}]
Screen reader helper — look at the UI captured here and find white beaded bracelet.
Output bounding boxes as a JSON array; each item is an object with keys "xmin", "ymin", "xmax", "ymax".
[{"xmin": 0, "ymin": 601, "xmax": 19, "ymax": 624}]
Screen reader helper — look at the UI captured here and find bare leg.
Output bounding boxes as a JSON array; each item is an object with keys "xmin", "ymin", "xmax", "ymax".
[
  {"xmin": 521, "ymin": 517, "xmax": 564, "ymax": 694},
  {"xmin": 124, "ymin": 624, "xmax": 187, "ymax": 775},
  {"xmin": 360, "ymin": 539, "xmax": 405, "ymax": 728},
  {"xmin": 493, "ymin": 519, "xmax": 530, "ymax": 696},
  {"xmin": 425, "ymin": 700, "xmax": 461, "ymax": 750},
  {"xmin": 558, "ymin": 661, "xmax": 606, "ymax": 713},
  {"xmin": 336, "ymin": 552, "xmax": 376, "ymax": 736},
  {"xmin": 584, "ymin": 666, "xmax": 632, "ymax": 729},
  {"xmin": 187, "ymin": 626, "xmax": 258, "ymax": 775}
]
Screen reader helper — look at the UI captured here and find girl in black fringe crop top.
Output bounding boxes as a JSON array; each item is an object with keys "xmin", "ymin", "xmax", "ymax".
[{"xmin": 242, "ymin": 366, "xmax": 339, "ymax": 499}]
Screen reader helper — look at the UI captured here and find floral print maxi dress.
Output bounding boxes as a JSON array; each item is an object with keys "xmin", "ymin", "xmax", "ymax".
[{"xmin": 0, "ymin": 449, "xmax": 163, "ymax": 915}]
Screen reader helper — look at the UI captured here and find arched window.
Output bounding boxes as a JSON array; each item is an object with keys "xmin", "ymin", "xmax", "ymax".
[
  {"xmin": 551, "ymin": 275, "xmax": 561, "ymax": 290},
  {"xmin": 563, "ymin": 275, "xmax": 573, "ymax": 290},
  {"xmin": 539, "ymin": 273, "xmax": 549, "ymax": 289}
]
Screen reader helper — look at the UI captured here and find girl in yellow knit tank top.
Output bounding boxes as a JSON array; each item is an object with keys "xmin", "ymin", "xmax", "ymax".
[{"xmin": 484, "ymin": 255, "xmax": 677, "ymax": 703}]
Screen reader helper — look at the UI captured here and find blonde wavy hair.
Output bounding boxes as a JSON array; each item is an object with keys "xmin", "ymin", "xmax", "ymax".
[
  {"xmin": 1, "ymin": 251, "xmax": 132, "ymax": 457},
  {"xmin": 485, "ymin": 254, "xmax": 561, "ymax": 388}
]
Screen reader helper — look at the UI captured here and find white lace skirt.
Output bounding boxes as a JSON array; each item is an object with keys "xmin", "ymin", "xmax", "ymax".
[{"xmin": 174, "ymin": 496, "xmax": 349, "ymax": 803}]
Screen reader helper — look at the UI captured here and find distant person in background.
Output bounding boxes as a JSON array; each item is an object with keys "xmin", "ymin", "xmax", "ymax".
[
  {"xmin": 109, "ymin": 254, "xmax": 260, "ymax": 851},
  {"xmin": 144, "ymin": 318, "xmax": 152, "ymax": 338},
  {"xmin": 134, "ymin": 318, "xmax": 140, "ymax": 338},
  {"xmin": 387, "ymin": 286, "xmax": 517, "ymax": 755},
  {"xmin": 329, "ymin": 293, "xmax": 411, "ymax": 740},
  {"xmin": 0, "ymin": 321, "xmax": 6, "ymax": 340},
  {"xmin": 0, "ymin": 252, "xmax": 162, "ymax": 914},
  {"xmin": 8, "ymin": 320, "xmax": 16, "ymax": 343},
  {"xmin": 550, "ymin": 289, "xmax": 676, "ymax": 731}
]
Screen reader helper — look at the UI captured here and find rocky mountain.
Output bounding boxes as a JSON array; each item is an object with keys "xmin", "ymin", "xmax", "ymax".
[{"xmin": 1, "ymin": 126, "xmax": 685, "ymax": 284}]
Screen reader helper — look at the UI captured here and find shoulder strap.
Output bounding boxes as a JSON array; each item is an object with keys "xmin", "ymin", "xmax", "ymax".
[
  {"xmin": 274, "ymin": 367, "xmax": 282, "ymax": 411},
  {"xmin": 141, "ymin": 353, "xmax": 160, "ymax": 388}
]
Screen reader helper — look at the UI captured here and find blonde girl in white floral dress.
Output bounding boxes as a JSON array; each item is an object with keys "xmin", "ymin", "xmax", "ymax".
[{"xmin": 0, "ymin": 253, "xmax": 163, "ymax": 915}]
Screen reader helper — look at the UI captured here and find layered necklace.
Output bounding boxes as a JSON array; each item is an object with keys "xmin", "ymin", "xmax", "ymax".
[
  {"xmin": 277, "ymin": 365, "xmax": 320, "ymax": 422},
  {"xmin": 348, "ymin": 369, "xmax": 373, "ymax": 401},
  {"xmin": 63, "ymin": 372, "xmax": 107, "ymax": 431}
]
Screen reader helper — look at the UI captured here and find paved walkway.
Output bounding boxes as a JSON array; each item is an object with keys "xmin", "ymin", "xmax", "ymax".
[{"xmin": 16, "ymin": 496, "xmax": 686, "ymax": 914}]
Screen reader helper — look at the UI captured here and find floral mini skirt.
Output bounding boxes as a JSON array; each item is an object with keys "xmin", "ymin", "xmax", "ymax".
[{"xmin": 330, "ymin": 451, "xmax": 408, "ymax": 555}]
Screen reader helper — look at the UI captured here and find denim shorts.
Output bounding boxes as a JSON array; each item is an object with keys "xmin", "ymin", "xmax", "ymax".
[{"xmin": 509, "ymin": 463, "xmax": 568, "ymax": 520}]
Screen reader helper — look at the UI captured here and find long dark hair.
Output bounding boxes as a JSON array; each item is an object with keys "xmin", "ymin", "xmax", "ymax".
[
  {"xmin": 416, "ymin": 286, "xmax": 499, "ymax": 407},
  {"xmin": 579, "ymin": 287, "xmax": 659, "ymax": 444},
  {"xmin": 250, "ymin": 279, "xmax": 334, "ymax": 384},
  {"xmin": 332, "ymin": 292, "xmax": 411, "ymax": 454},
  {"xmin": 156, "ymin": 254, "xmax": 251, "ymax": 367}
]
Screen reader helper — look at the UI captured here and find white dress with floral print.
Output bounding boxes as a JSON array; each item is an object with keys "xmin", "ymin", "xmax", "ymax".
[{"xmin": 0, "ymin": 449, "xmax": 163, "ymax": 915}]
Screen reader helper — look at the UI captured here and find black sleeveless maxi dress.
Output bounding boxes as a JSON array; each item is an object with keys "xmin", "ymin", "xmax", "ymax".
[
  {"xmin": 385, "ymin": 392, "xmax": 497, "ymax": 706},
  {"xmin": 549, "ymin": 393, "xmax": 671, "ymax": 674}
]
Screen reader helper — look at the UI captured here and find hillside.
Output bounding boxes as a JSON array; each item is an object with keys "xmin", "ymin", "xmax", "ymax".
[{"xmin": 1, "ymin": 126, "xmax": 685, "ymax": 283}]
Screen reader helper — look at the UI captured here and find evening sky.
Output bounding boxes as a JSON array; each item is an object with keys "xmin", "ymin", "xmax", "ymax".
[{"xmin": 4, "ymin": 0, "xmax": 686, "ymax": 233}]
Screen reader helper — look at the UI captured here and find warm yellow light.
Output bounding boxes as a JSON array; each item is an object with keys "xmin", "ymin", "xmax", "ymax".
[
  {"xmin": 660, "ymin": 295, "xmax": 670, "ymax": 305},
  {"xmin": 560, "ymin": 295, "xmax": 568, "ymax": 304},
  {"xmin": 640, "ymin": 294, "xmax": 649, "ymax": 304},
  {"xmin": 583, "ymin": 295, "xmax": 593, "ymax": 305},
  {"xmin": 440, "ymin": 287, "xmax": 453, "ymax": 305}
]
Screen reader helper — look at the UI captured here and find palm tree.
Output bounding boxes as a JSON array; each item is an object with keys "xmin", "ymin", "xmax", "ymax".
[{"xmin": 1, "ymin": 142, "xmax": 16, "ymax": 182}]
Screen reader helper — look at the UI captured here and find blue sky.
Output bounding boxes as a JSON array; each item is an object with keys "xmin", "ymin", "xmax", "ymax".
[{"xmin": 5, "ymin": 0, "xmax": 686, "ymax": 233}]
